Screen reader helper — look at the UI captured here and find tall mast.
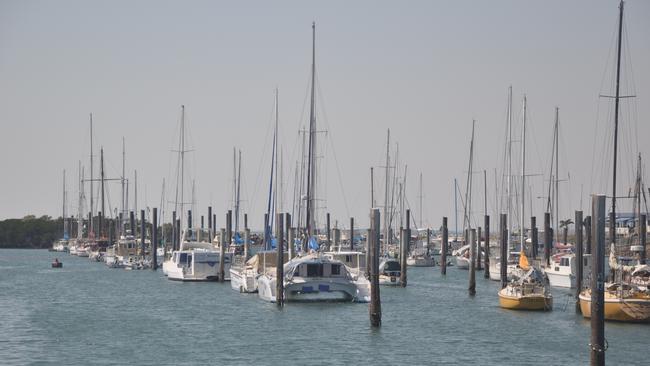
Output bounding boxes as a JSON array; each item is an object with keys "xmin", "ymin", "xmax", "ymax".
[
  {"xmin": 100, "ymin": 147, "xmax": 105, "ymax": 236},
  {"xmin": 554, "ymin": 107, "xmax": 559, "ymax": 245},
  {"xmin": 419, "ymin": 172, "xmax": 423, "ymax": 228},
  {"xmin": 610, "ymin": 0, "xmax": 624, "ymax": 245},
  {"xmin": 384, "ymin": 129, "xmax": 390, "ymax": 247},
  {"xmin": 305, "ymin": 22, "xmax": 317, "ymax": 237},
  {"xmin": 520, "ymin": 96, "xmax": 527, "ymax": 252},
  {"xmin": 454, "ymin": 178, "xmax": 458, "ymax": 239},
  {"xmin": 134, "ymin": 170, "xmax": 138, "ymax": 220},
  {"xmin": 265, "ymin": 90, "xmax": 278, "ymax": 249},
  {"xmin": 173, "ymin": 105, "xmax": 186, "ymax": 230},
  {"xmin": 274, "ymin": 89, "xmax": 279, "ymax": 227},
  {"xmin": 506, "ymin": 86, "xmax": 512, "ymax": 249},
  {"xmin": 463, "ymin": 120, "xmax": 476, "ymax": 232},
  {"xmin": 63, "ymin": 170, "xmax": 67, "ymax": 238},
  {"xmin": 235, "ymin": 150, "xmax": 242, "ymax": 232},
  {"xmin": 121, "ymin": 137, "xmax": 126, "ymax": 231},
  {"xmin": 77, "ymin": 161, "xmax": 83, "ymax": 240},
  {"xmin": 89, "ymin": 113, "xmax": 94, "ymax": 237}
]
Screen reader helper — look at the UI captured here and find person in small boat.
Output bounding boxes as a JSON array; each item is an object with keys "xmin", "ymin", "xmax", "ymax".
[{"xmin": 53, "ymin": 258, "xmax": 60, "ymax": 264}]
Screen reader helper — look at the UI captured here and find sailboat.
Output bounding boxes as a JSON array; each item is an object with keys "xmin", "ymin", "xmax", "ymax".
[
  {"xmin": 52, "ymin": 170, "xmax": 70, "ymax": 252},
  {"xmin": 498, "ymin": 96, "xmax": 553, "ymax": 311},
  {"xmin": 162, "ymin": 106, "xmax": 231, "ymax": 281},
  {"xmin": 257, "ymin": 23, "xmax": 364, "ymax": 302},
  {"xmin": 578, "ymin": 0, "xmax": 650, "ymax": 323}
]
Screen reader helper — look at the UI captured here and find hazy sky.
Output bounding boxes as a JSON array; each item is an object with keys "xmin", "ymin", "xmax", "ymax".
[{"xmin": 1, "ymin": 0, "xmax": 649, "ymax": 231}]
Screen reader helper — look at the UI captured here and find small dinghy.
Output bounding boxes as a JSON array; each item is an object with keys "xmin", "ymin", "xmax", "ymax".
[{"xmin": 51, "ymin": 258, "xmax": 63, "ymax": 268}]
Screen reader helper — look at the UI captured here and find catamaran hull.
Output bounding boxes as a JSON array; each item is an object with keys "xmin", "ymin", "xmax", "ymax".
[
  {"xmin": 258, "ymin": 276, "xmax": 360, "ymax": 302},
  {"xmin": 579, "ymin": 293, "xmax": 650, "ymax": 323}
]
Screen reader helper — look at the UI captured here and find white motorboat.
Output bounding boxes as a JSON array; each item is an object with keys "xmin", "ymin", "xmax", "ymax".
[
  {"xmin": 324, "ymin": 251, "xmax": 370, "ymax": 301},
  {"xmin": 489, "ymin": 252, "xmax": 520, "ymax": 281},
  {"xmin": 378, "ymin": 257, "xmax": 401, "ymax": 286},
  {"xmin": 545, "ymin": 252, "xmax": 592, "ymax": 288},
  {"xmin": 230, "ymin": 251, "xmax": 288, "ymax": 293},
  {"xmin": 52, "ymin": 239, "xmax": 69, "ymax": 252},
  {"xmin": 407, "ymin": 251, "xmax": 436, "ymax": 267},
  {"xmin": 165, "ymin": 228, "xmax": 231, "ymax": 282},
  {"xmin": 258, "ymin": 253, "xmax": 364, "ymax": 302}
]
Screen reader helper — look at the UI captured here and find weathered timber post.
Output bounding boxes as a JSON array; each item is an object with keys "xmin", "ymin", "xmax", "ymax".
[
  {"xmin": 531, "ymin": 216, "xmax": 538, "ymax": 259},
  {"xmin": 276, "ymin": 213, "xmax": 284, "ymax": 306},
  {"xmin": 469, "ymin": 228, "xmax": 476, "ymax": 296},
  {"xmin": 544, "ymin": 212, "xmax": 551, "ymax": 266},
  {"xmin": 350, "ymin": 217, "xmax": 355, "ymax": 251},
  {"xmin": 152, "ymin": 207, "xmax": 158, "ymax": 270},
  {"xmin": 369, "ymin": 208, "xmax": 381, "ymax": 327},
  {"xmin": 484, "ymin": 215, "xmax": 490, "ymax": 279},
  {"xmin": 140, "ymin": 210, "xmax": 146, "ymax": 259},
  {"xmin": 640, "ymin": 214, "xmax": 647, "ymax": 264},
  {"xmin": 441, "ymin": 217, "xmax": 448, "ymax": 275},
  {"xmin": 326, "ymin": 213, "xmax": 331, "ymax": 251},
  {"xmin": 477, "ymin": 227, "xmax": 482, "ymax": 270},
  {"xmin": 244, "ymin": 228, "xmax": 250, "ymax": 260},
  {"xmin": 590, "ymin": 195, "xmax": 606, "ymax": 366},
  {"xmin": 575, "ymin": 210, "xmax": 584, "ymax": 309},
  {"xmin": 219, "ymin": 228, "xmax": 226, "ymax": 283}
]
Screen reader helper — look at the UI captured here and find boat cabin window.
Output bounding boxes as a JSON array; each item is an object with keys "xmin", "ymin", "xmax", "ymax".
[
  {"xmin": 331, "ymin": 264, "xmax": 341, "ymax": 276},
  {"xmin": 345, "ymin": 255, "xmax": 352, "ymax": 263},
  {"xmin": 306, "ymin": 263, "xmax": 323, "ymax": 277},
  {"xmin": 384, "ymin": 261, "xmax": 401, "ymax": 271}
]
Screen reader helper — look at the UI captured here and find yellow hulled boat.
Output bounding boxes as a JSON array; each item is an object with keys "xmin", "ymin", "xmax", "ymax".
[
  {"xmin": 579, "ymin": 283, "xmax": 650, "ymax": 323},
  {"xmin": 498, "ymin": 251, "xmax": 553, "ymax": 311}
]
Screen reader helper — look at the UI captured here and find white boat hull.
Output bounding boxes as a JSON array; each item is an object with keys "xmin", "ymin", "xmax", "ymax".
[
  {"xmin": 545, "ymin": 270, "xmax": 575, "ymax": 288},
  {"xmin": 230, "ymin": 267, "xmax": 258, "ymax": 293},
  {"xmin": 455, "ymin": 256, "xmax": 470, "ymax": 269}
]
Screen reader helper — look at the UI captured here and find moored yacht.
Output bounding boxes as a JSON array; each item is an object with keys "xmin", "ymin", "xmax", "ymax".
[
  {"xmin": 378, "ymin": 257, "xmax": 401, "ymax": 286},
  {"xmin": 165, "ymin": 228, "xmax": 231, "ymax": 282},
  {"xmin": 257, "ymin": 253, "xmax": 363, "ymax": 302}
]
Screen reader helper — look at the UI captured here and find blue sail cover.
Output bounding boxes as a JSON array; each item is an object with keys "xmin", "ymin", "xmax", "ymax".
[
  {"xmin": 233, "ymin": 232, "xmax": 244, "ymax": 245},
  {"xmin": 270, "ymin": 237, "xmax": 277, "ymax": 249},
  {"xmin": 308, "ymin": 236, "xmax": 319, "ymax": 250},
  {"xmin": 63, "ymin": 233, "xmax": 69, "ymax": 240}
]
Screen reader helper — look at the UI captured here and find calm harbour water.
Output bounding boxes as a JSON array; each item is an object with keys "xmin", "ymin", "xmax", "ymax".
[{"xmin": 1, "ymin": 249, "xmax": 648, "ymax": 366}]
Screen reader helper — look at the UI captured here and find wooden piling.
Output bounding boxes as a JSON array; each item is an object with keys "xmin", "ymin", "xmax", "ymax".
[
  {"xmin": 369, "ymin": 208, "xmax": 381, "ymax": 327},
  {"xmin": 140, "ymin": 210, "xmax": 146, "ymax": 259},
  {"xmin": 188, "ymin": 210, "xmax": 192, "ymax": 229},
  {"xmin": 333, "ymin": 228, "xmax": 340, "ymax": 250},
  {"xmin": 219, "ymin": 228, "xmax": 226, "ymax": 283},
  {"xmin": 201, "ymin": 215, "xmax": 204, "ymax": 229},
  {"xmin": 366, "ymin": 228, "xmax": 371, "ymax": 278},
  {"xmin": 288, "ymin": 227, "xmax": 295, "ymax": 259},
  {"xmin": 212, "ymin": 214, "xmax": 216, "ymax": 242},
  {"xmin": 484, "ymin": 215, "xmax": 490, "ymax": 278},
  {"xmin": 226, "ymin": 210, "xmax": 232, "ymax": 246},
  {"xmin": 171, "ymin": 211, "xmax": 177, "ymax": 251},
  {"xmin": 276, "ymin": 213, "xmax": 284, "ymax": 306},
  {"xmin": 175, "ymin": 218, "xmax": 180, "ymax": 250},
  {"xmin": 244, "ymin": 228, "xmax": 250, "ymax": 260},
  {"xmin": 500, "ymin": 214, "xmax": 507, "ymax": 289},
  {"xmin": 640, "ymin": 214, "xmax": 647, "ymax": 264},
  {"xmin": 350, "ymin": 217, "xmax": 354, "ymax": 251},
  {"xmin": 575, "ymin": 210, "xmax": 583, "ymax": 307},
  {"xmin": 469, "ymin": 228, "xmax": 476, "ymax": 296},
  {"xmin": 129, "ymin": 211, "xmax": 135, "ymax": 237},
  {"xmin": 208, "ymin": 206, "xmax": 212, "ymax": 236},
  {"xmin": 585, "ymin": 215, "xmax": 592, "ymax": 255},
  {"xmin": 441, "ymin": 217, "xmax": 448, "ymax": 275},
  {"xmin": 264, "ymin": 213, "xmax": 269, "ymax": 250},
  {"xmin": 152, "ymin": 207, "xmax": 158, "ymax": 270},
  {"xmin": 544, "ymin": 212, "xmax": 551, "ymax": 266},
  {"xmin": 400, "ymin": 228, "xmax": 407, "ymax": 287},
  {"xmin": 426, "ymin": 228, "xmax": 431, "ymax": 257},
  {"xmin": 590, "ymin": 195, "xmax": 606, "ymax": 366},
  {"xmin": 477, "ymin": 227, "xmax": 482, "ymax": 270},
  {"xmin": 531, "ymin": 216, "xmax": 538, "ymax": 259},
  {"xmin": 285, "ymin": 213, "xmax": 291, "ymax": 259},
  {"xmin": 326, "ymin": 213, "xmax": 331, "ymax": 251},
  {"xmin": 244, "ymin": 213, "xmax": 248, "ymax": 231}
]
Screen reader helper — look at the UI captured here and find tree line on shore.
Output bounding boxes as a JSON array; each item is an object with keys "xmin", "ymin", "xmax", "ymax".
[{"xmin": 0, "ymin": 216, "xmax": 64, "ymax": 249}]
